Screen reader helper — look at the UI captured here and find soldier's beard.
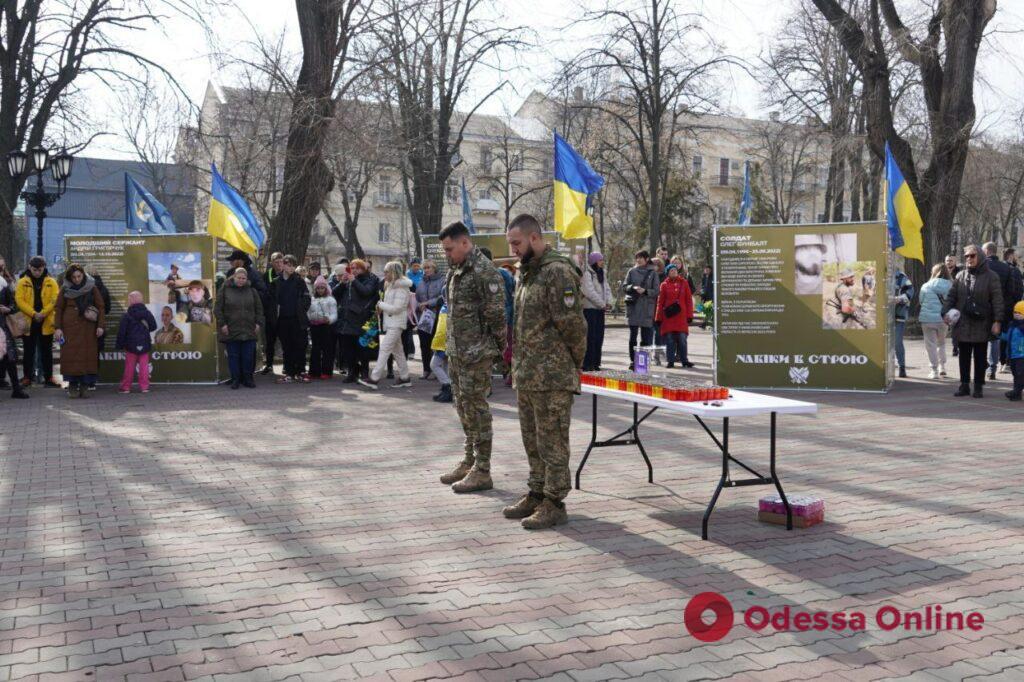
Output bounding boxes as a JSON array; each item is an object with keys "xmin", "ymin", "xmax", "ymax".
[{"xmin": 520, "ymin": 245, "xmax": 536, "ymax": 265}]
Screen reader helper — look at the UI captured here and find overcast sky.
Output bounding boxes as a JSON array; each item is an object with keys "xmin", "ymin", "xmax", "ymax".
[{"xmin": 90, "ymin": 0, "xmax": 1024, "ymax": 159}]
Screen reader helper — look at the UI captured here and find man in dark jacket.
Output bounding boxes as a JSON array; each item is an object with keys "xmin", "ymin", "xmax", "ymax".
[
  {"xmin": 261, "ymin": 251, "xmax": 284, "ymax": 374},
  {"xmin": 332, "ymin": 259, "xmax": 377, "ymax": 382},
  {"xmin": 999, "ymin": 247, "xmax": 1024, "ymax": 374},
  {"xmin": 944, "ymin": 244, "xmax": 1003, "ymax": 397},
  {"xmin": 700, "ymin": 265, "xmax": 714, "ymax": 329},
  {"xmin": 270, "ymin": 255, "xmax": 311, "ymax": 382},
  {"xmin": 983, "ymin": 242, "xmax": 1013, "ymax": 379}
]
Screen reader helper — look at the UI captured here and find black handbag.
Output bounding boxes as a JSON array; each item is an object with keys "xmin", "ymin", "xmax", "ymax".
[{"xmin": 663, "ymin": 301, "xmax": 682, "ymax": 318}]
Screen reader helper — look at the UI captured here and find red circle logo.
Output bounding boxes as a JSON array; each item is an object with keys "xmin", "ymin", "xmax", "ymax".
[{"xmin": 684, "ymin": 592, "xmax": 734, "ymax": 642}]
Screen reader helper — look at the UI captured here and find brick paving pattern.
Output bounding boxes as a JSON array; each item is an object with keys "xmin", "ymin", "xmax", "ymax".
[{"xmin": 1, "ymin": 328, "xmax": 1022, "ymax": 681}]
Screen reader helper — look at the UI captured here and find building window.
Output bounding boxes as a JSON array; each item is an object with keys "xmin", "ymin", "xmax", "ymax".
[
  {"xmin": 377, "ymin": 175, "xmax": 391, "ymax": 203},
  {"xmin": 445, "ymin": 179, "xmax": 459, "ymax": 203},
  {"xmin": 692, "ymin": 155, "xmax": 702, "ymax": 177},
  {"xmin": 479, "ymin": 148, "xmax": 492, "ymax": 172},
  {"xmin": 719, "ymin": 158, "xmax": 730, "ymax": 186},
  {"xmin": 792, "ymin": 211, "xmax": 803, "ymax": 224},
  {"xmin": 817, "ymin": 213, "xmax": 826, "ymax": 223},
  {"xmin": 715, "ymin": 204, "xmax": 729, "ymax": 223},
  {"xmin": 541, "ymin": 154, "xmax": 551, "ymax": 176},
  {"xmin": 477, "ymin": 187, "xmax": 492, "ymax": 201},
  {"xmin": 378, "ymin": 222, "xmax": 390, "ymax": 243}
]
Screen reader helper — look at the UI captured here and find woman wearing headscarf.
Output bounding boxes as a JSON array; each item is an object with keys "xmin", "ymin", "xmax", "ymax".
[
  {"xmin": 53, "ymin": 264, "xmax": 106, "ymax": 398},
  {"xmin": 943, "ymin": 244, "xmax": 1003, "ymax": 398}
]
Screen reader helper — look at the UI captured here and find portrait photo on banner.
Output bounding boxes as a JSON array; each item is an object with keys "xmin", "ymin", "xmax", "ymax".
[{"xmin": 793, "ymin": 232, "xmax": 858, "ymax": 295}]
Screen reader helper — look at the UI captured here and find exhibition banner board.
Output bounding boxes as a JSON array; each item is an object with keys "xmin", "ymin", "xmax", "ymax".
[
  {"xmin": 66, "ymin": 234, "xmax": 220, "ymax": 384},
  {"xmin": 714, "ymin": 222, "xmax": 892, "ymax": 392},
  {"xmin": 420, "ymin": 232, "xmax": 575, "ymax": 275}
]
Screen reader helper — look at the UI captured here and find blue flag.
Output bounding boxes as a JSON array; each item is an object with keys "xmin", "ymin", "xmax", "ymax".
[
  {"xmin": 461, "ymin": 177, "xmax": 475, "ymax": 234},
  {"xmin": 738, "ymin": 160, "xmax": 753, "ymax": 225},
  {"xmin": 125, "ymin": 173, "xmax": 177, "ymax": 234}
]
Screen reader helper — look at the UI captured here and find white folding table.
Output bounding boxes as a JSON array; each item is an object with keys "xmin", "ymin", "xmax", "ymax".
[{"xmin": 576, "ymin": 385, "xmax": 818, "ymax": 540}]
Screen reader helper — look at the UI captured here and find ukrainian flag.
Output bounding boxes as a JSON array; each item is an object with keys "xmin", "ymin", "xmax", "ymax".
[
  {"xmin": 207, "ymin": 163, "xmax": 265, "ymax": 256},
  {"xmin": 553, "ymin": 133, "xmax": 605, "ymax": 240},
  {"xmin": 884, "ymin": 142, "xmax": 924, "ymax": 263}
]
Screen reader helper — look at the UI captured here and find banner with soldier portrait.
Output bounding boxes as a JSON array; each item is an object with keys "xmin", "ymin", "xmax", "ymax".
[
  {"xmin": 714, "ymin": 222, "xmax": 892, "ymax": 392},
  {"xmin": 66, "ymin": 234, "xmax": 220, "ymax": 384}
]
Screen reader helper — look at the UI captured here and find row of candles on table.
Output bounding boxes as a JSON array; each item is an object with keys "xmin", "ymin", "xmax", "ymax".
[{"xmin": 580, "ymin": 370, "xmax": 731, "ymax": 402}]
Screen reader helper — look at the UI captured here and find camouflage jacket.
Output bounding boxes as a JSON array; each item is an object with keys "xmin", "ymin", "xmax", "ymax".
[
  {"xmin": 513, "ymin": 248, "xmax": 587, "ymax": 392},
  {"xmin": 445, "ymin": 247, "xmax": 507, "ymax": 364}
]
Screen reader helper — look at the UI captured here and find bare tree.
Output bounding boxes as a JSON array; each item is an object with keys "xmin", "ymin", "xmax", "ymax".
[
  {"xmin": 266, "ymin": 0, "xmax": 373, "ymax": 258},
  {"xmin": 321, "ymin": 97, "xmax": 397, "ymax": 259},
  {"xmin": 810, "ymin": 0, "xmax": 998, "ymax": 269},
  {"xmin": 374, "ymin": 0, "xmax": 526, "ymax": 251},
  {"xmin": 478, "ymin": 117, "xmax": 548, "ymax": 229},
  {"xmin": 746, "ymin": 120, "xmax": 820, "ymax": 224},
  {"xmin": 567, "ymin": 0, "xmax": 728, "ymax": 252},
  {"xmin": 957, "ymin": 132, "xmax": 1024, "ymax": 248},
  {"xmin": 0, "ymin": 0, "xmax": 215, "ymax": 260},
  {"xmin": 116, "ymin": 79, "xmax": 195, "ymax": 209}
]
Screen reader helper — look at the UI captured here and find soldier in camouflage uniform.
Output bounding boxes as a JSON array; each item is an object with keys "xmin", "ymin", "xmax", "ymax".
[
  {"xmin": 504, "ymin": 214, "xmax": 587, "ymax": 529},
  {"xmin": 437, "ymin": 221, "xmax": 508, "ymax": 493}
]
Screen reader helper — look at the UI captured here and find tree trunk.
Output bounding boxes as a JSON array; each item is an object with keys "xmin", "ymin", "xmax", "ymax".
[{"xmin": 267, "ymin": 0, "xmax": 342, "ymax": 259}]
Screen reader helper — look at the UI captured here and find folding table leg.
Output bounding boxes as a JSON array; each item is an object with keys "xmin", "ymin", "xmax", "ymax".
[
  {"xmin": 769, "ymin": 412, "xmax": 793, "ymax": 530},
  {"xmin": 702, "ymin": 417, "xmax": 729, "ymax": 540},
  {"xmin": 574, "ymin": 394, "xmax": 599, "ymax": 490},
  {"xmin": 634, "ymin": 402, "xmax": 653, "ymax": 483}
]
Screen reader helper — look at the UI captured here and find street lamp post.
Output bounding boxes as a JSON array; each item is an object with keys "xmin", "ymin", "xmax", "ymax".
[{"xmin": 6, "ymin": 146, "xmax": 74, "ymax": 257}]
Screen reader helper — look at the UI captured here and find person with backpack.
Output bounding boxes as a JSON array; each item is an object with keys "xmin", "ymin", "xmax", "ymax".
[
  {"xmin": 918, "ymin": 264, "xmax": 953, "ymax": 379},
  {"xmin": 115, "ymin": 290, "xmax": 157, "ymax": 394},
  {"xmin": 998, "ymin": 247, "xmax": 1024, "ymax": 376},
  {"xmin": 983, "ymin": 242, "xmax": 1014, "ymax": 380}
]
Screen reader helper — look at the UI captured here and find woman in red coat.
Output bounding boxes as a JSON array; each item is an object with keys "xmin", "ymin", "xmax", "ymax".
[{"xmin": 654, "ymin": 264, "xmax": 695, "ymax": 368}]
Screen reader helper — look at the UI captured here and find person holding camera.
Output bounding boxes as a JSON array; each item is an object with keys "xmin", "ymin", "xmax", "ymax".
[
  {"xmin": 943, "ymin": 244, "xmax": 1004, "ymax": 398},
  {"xmin": 622, "ymin": 250, "xmax": 658, "ymax": 370}
]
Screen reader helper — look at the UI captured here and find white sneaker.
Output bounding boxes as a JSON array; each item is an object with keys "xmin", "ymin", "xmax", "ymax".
[
  {"xmin": 938, "ymin": 366, "xmax": 947, "ymax": 377},
  {"xmin": 927, "ymin": 369, "xmax": 938, "ymax": 380}
]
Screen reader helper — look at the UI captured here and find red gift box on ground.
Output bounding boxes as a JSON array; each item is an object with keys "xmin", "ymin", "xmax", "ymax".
[{"xmin": 758, "ymin": 494, "xmax": 825, "ymax": 528}]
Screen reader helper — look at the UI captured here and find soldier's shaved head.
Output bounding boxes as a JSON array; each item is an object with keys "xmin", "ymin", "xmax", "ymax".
[{"xmin": 508, "ymin": 213, "xmax": 542, "ymax": 235}]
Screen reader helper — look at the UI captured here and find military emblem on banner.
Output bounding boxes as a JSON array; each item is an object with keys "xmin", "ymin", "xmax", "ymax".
[{"xmin": 788, "ymin": 366, "xmax": 810, "ymax": 384}]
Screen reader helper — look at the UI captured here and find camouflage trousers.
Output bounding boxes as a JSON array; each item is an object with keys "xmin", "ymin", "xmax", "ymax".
[
  {"xmin": 449, "ymin": 356, "xmax": 494, "ymax": 471},
  {"xmin": 517, "ymin": 389, "xmax": 574, "ymax": 502}
]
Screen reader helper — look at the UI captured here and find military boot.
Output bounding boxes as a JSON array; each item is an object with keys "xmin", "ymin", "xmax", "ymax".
[
  {"xmin": 440, "ymin": 461, "xmax": 472, "ymax": 485},
  {"xmin": 521, "ymin": 498, "xmax": 568, "ymax": 530},
  {"xmin": 502, "ymin": 492, "xmax": 544, "ymax": 519},
  {"xmin": 451, "ymin": 466, "xmax": 493, "ymax": 493}
]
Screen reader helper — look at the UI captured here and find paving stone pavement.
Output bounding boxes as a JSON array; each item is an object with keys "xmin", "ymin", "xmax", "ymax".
[{"xmin": 1, "ymin": 327, "xmax": 1022, "ymax": 682}]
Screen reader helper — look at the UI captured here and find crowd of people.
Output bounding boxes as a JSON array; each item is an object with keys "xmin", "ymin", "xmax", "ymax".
[
  {"xmin": 2, "ymin": 236, "xmax": 1022, "ymax": 407},
  {"xmin": 892, "ymin": 242, "xmax": 1024, "ymax": 400}
]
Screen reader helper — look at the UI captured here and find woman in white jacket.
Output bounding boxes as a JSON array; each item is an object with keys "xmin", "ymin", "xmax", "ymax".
[
  {"xmin": 360, "ymin": 261, "xmax": 413, "ymax": 389},
  {"xmin": 581, "ymin": 252, "xmax": 613, "ymax": 371},
  {"xmin": 308, "ymin": 276, "xmax": 339, "ymax": 378}
]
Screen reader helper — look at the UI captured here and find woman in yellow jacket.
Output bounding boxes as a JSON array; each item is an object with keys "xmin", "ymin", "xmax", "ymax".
[
  {"xmin": 429, "ymin": 305, "xmax": 452, "ymax": 403},
  {"xmin": 15, "ymin": 256, "xmax": 61, "ymax": 387}
]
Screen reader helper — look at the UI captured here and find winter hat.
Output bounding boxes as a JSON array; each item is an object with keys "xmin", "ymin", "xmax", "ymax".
[
  {"xmin": 665, "ymin": 263, "xmax": 679, "ymax": 272},
  {"xmin": 333, "ymin": 264, "xmax": 347, "ymax": 277},
  {"xmin": 127, "ymin": 291, "xmax": 144, "ymax": 306},
  {"xmin": 313, "ymin": 275, "xmax": 329, "ymax": 293},
  {"xmin": 588, "ymin": 252, "xmax": 604, "ymax": 266},
  {"xmin": 1014, "ymin": 300, "xmax": 1024, "ymax": 317}
]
